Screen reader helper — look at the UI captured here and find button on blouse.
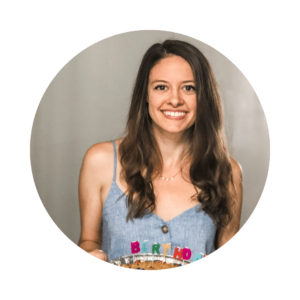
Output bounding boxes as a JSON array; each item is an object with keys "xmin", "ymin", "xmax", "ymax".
[{"xmin": 161, "ymin": 225, "xmax": 169, "ymax": 233}]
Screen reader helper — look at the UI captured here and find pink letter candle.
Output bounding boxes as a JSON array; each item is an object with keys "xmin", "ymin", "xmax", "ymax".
[
  {"xmin": 182, "ymin": 247, "xmax": 192, "ymax": 260},
  {"xmin": 131, "ymin": 241, "xmax": 140, "ymax": 254}
]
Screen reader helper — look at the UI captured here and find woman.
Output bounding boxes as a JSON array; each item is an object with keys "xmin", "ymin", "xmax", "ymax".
[{"xmin": 78, "ymin": 40, "xmax": 243, "ymax": 262}]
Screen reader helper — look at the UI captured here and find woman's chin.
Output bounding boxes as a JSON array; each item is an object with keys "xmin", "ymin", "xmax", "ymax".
[{"xmin": 155, "ymin": 126, "xmax": 189, "ymax": 135}]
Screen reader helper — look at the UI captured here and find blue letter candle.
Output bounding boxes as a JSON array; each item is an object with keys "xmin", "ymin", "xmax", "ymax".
[
  {"xmin": 192, "ymin": 253, "xmax": 203, "ymax": 262},
  {"xmin": 141, "ymin": 240, "xmax": 148, "ymax": 253}
]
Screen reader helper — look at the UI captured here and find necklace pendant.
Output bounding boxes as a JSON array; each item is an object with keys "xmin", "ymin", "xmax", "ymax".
[{"xmin": 166, "ymin": 178, "xmax": 169, "ymax": 181}]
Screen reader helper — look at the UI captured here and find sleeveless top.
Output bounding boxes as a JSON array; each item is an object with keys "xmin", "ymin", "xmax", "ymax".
[{"xmin": 102, "ymin": 140, "xmax": 217, "ymax": 261}]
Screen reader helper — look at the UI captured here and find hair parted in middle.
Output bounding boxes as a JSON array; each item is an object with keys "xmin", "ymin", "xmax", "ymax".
[{"xmin": 118, "ymin": 40, "xmax": 234, "ymax": 247}]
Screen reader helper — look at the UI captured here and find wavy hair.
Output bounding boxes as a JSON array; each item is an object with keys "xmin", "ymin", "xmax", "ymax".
[{"xmin": 118, "ymin": 40, "xmax": 234, "ymax": 247}]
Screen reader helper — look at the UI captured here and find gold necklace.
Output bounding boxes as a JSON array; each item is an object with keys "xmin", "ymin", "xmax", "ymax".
[{"xmin": 155, "ymin": 169, "xmax": 182, "ymax": 182}]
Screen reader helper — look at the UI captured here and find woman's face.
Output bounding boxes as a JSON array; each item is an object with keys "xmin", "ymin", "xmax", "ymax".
[{"xmin": 147, "ymin": 55, "xmax": 197, "ymax": 135}]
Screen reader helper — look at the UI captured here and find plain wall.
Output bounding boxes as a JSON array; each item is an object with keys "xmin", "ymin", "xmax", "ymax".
[{"xmin": 30, "ymin": 30, "xmax": 270, "ymax": 244}]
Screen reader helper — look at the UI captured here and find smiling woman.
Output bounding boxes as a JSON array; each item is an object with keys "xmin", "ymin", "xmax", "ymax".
[
  {"xmin": 148, "ymin": 55, "xmax": 197, "ymax": 133},
  {"xmin": 78, "ymin": 40, "xmax": 243, "ymax": 263}
]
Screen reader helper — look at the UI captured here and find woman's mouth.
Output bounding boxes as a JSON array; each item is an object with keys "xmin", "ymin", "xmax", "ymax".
[{"xmin": 161, "ymin": 110, "xmax": 187, "ymax": 120}]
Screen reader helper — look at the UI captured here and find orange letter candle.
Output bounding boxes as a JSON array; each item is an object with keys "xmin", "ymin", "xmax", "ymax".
[{"xmin": 162, "ymin": 243, "xmax": 171, "ymax": 256}]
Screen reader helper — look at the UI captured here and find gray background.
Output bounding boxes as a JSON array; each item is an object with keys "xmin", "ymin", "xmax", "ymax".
[{"xmin": 30, "ymin": 30, "xmax": 270, "ymax": 245}]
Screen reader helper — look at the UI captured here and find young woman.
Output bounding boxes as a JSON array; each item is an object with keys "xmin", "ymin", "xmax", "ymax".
[{"xmin": 78, "ymin": 40, "xmax": 243, "ymax": 262}]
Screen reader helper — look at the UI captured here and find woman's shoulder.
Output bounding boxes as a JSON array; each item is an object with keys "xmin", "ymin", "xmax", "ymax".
[
  {"xmin": 83, "ymin": 138, "xmax": 124, "ymax": 169},
  {"xmin": 82, "ymin": 141, "xmax": 116, "ymax": 176},
  {"xmin": 80, "ymin": 141, "xmax": 118, "ymax": 190},
  {"xmin": 229, "ymin": 157, "xmax": 243, "ymax": 198},
  {"xmin": 85, "ymin": 141, "xmax": 114, "ymax": 163},
  {"xmin": 229, "ymin": 157, "xmax": 242, "ymax": 179}
]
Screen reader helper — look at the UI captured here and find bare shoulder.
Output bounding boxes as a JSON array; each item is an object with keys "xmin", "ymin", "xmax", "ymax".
[
  {"xmin": 230, "ymin": 157, "xmax": 243, "ymax": 183},
  {"xmin": 229, "ymin": 157, "xmax": 243, "ymax": 207},
  {"xmin": 114, "ymin": 138, "xmax": 124, "ymax": 149},
  {"xmin": 84, "ymin": 141, "xmax": 114, "ymax": 164},
  {"xmin": 82, "ymin": 138, "xmax": 123, "ymax": 173},
  {"xmin": 81, "ymin": 141, "xmax": 115, "ymax": 185}
]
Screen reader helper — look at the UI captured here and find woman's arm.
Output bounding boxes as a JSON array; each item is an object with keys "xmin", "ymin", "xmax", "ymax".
[
  {"xmin": 217, "ymin": 158, "xmax": 243, "ymax": 248},
  {"xmin": 78, "ymin": 143, "xmax": 113, "ymax": 261}
]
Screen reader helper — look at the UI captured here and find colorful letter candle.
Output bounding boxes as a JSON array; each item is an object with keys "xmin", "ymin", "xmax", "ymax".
[
  {"xmin": 192, "ymin": 253, "xmax": 203, "ymax": 262},
  {"xmin": 131, "ymin": 241, "xmax": 140, "ymax": 262},
  {"xmin": 152, "ymin": 243, "xmax": 160, "ymax": 254},
  {"xmin": 162, "ymin": 243, "xmax": 171, "ymax": 263},
  {"xmin": 182, "ymin": 247, "xmax": 192, "ymax": 260},
  {"xmin": 173, "ymin": 247, "xmax": 183, "ymax": 260},
  {"xmin": 131, "ymin": 241, "xmax": 140, "ymax": 254},
  {"xmin": 162, "ymin": 243, "xmax": 171, "ymax": 256},
  {"xmin": 141, "ymin": 240, "xmax": 148, "ymax": 253}
]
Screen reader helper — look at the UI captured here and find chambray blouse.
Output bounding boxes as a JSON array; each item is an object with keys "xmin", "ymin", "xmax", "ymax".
[{"xmin": 102, "ymin": 140, "xmax": 216, "ymax": 261}]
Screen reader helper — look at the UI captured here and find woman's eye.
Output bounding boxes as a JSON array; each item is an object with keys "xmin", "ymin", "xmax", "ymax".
[
  {"xmin": 184, "ymin": 85, "xmax": 195, "ymax": 91},
  {"xmin": 154, "ymin": 85, "xmax": 167, "ymax": 91}
]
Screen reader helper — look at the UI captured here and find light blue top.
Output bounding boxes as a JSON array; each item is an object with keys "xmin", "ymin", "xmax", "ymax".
[{"xmin": 102, "ymin": 140, "xmax": 216, "ymax": 261}]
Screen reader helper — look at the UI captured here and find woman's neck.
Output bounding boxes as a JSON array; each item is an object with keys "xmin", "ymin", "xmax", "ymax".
[{"xmin": 152, "ymin": 125, "xmax": 192, "ymax": 172}]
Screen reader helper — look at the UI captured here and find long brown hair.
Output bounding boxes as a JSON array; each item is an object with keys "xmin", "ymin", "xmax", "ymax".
[{"xmin": 118, "ymin": 40, "xmax": 234, "ymax": 245}]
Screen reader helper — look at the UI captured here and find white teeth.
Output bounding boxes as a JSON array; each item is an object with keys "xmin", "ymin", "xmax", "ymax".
[{"xmin": 163, "ymin": 111, "xmax": 186, "ymax": 117}]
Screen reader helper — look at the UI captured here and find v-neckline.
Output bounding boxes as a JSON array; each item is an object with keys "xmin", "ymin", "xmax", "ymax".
[
  {"xmin": 152, "ymin": 203, "xmax": 201, "ymax": 223},
  {"xmin": 114, "ymin": 181, "xmax": 201, "ymax": 223}
]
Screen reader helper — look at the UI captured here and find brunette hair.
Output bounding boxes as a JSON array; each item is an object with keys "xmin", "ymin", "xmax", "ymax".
[{"xmin": 118, "ymin": 40, "xmax": 234, "ymax": 247}]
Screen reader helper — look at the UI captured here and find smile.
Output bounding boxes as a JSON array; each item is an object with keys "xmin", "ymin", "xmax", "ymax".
[
  {"xmin": 162, "ymin": 111, "xmax": 187, "ymax": 117},
  {"xmin": 161, "ymin": 110, "xmax": 187, "ymax": 120}
]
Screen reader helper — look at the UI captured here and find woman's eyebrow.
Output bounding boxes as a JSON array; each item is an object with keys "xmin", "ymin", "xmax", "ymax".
[{"xmin": 150, "ymin": 80, "xmax": 195, "ymax": 84}]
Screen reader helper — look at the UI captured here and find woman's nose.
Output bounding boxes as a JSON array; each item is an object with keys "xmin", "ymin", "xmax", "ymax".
[{"xmin": 168, "ymin": 89, "xmax": 184, "ymax": 106}]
